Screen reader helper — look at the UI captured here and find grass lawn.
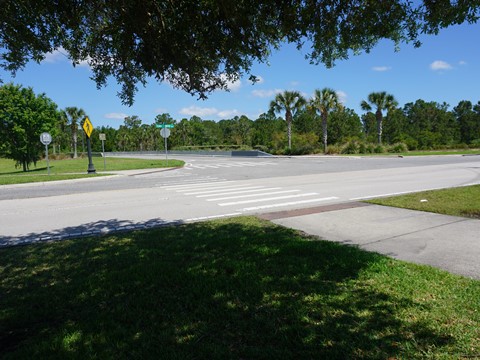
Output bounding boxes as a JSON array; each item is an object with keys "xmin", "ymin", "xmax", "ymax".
[
  {"xmin": 0, "ymin": 157, "xmax": 184, "ymax": 185},
  {"xmin": 399, "ymin": 149, "xmax": 480, "ymax": 156},
  {"xmin": 1, "ymin": 216, "xmax": 479, "ymax": 359},
  {"xmin": 366, "ymin": 185, "xmax": 480, "ymax": 219}
]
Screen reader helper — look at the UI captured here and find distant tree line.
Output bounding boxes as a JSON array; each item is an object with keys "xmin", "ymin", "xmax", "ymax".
[
  {"xmin": 85, "ymin": 90, "xmax": 480, "ymax": 155},
  {"xmin": 1, "ymin": 83, "xmax": 480, "ymax": 171}
]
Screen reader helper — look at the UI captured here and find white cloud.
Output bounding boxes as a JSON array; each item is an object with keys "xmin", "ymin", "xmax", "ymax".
[
  {"xmin": 336, "ymin": 90, "xmax": 347, "ymax": 104},
  {"xmin": 459, "ymin": 60, "xmax": 467, "ymax": 66},
  {"xmin": 43, "ymin": 47, "xmax": 67, "ymax": 63},
  {"xmin": 155, "ymin": 107, "xmax": 168, "ymax": 114},
  {"xmin": 430, "ymin": 60, "xmax": 453, "ymax": 71},
  {"xmin": 251, "ymin": 89, "xmax": 283, "ymax": 98},
  {"xmin": 372, "ymin": 66, "xmax": 391, "ymax": 72},
  {"xmin": 226, "ymin": 78, "xmax": 242, "ymax": 91},
  {"xmin": 213, "ymin": 74, "xmax": 241, "ymax": 92},
  {"xmin": 248, "ymin": 75, "xmax": 264, "ymax": 85},
  {"xmin": 179, "ymin": 106, "xmax": 219, "ymax": 117},
  {"xmin": 290, "ymin": 81, "xmax": 300, "ymax": 87},
  {"xmin": 42, "ymin": 47, "xmax": 92, "ymax": 68},
  {"xmin": 218, "ymin": 109, "xmax": 240, "ymax": 118},
  {"xmin": 179, "ymin": 105, "xmax": 244, "ymax": 119},
  {"xmin": 104, "ymin": 112, "xmax": 128, "ymax": 120},
  {"xmin": 76, "ymin": 58, "xmax": 91, "ymax": 68}
]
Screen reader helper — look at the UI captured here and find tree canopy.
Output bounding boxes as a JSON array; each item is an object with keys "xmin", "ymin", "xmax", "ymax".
[
  {"xmin": 1, "ymin": 1, "xmax": 479, "ymax": 105},
  {"xmin": 0, "ymin": 83, "xmax": 60, "ymax": 171}
]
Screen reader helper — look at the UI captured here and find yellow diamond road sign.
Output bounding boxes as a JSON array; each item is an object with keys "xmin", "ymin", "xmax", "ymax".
[{"xmin": 82, "ymin": 116, "xmax": 93, "ymax": 138}]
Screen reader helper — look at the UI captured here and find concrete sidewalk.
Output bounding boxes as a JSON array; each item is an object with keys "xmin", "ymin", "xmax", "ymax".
[{"xmin": 263, "ymin": 203, "xmax": 480, "ymax": 280}]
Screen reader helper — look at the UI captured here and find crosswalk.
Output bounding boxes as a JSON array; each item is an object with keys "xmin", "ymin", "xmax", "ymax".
[
  {"xmin": 155, "ymin": 175, "xmax": 227, "ymax": 188},
  {"xmin": 184, "ymin": 161, "xmax": 278, "ymax": 170},
  {"xmin": 160, "ymin": 180, "xmax": 338, "ymax": 213}
]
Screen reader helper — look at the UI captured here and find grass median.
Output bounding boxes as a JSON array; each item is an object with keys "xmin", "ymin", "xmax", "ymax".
[
  {"xmin": 1, "ymin": 216, "xmax": 479, "ymax": 359},
  {"xmin": 366, "ymin": 185, "xmax": 480, "ymax": 219},
  {"xmin": 0, "ymin": 157, "xmax": 185, "ymax": 185}
]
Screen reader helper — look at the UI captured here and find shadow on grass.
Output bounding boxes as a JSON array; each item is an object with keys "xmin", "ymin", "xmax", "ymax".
[
  {"xmin": 0, "ymin": 218, "xmax": 182, "ymax": 247},
  {"xmin": 0, "ymin": 217, "xmax": 453, "ymax": 359},
  {"xmin": 1, "ymin": 166, "xmax": 51, "ymax": 175}
]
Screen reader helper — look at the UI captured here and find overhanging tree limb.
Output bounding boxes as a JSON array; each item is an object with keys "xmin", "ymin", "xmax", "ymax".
[{"xmin": 1, "ymin": 1, "xmax": 479, "ymax": 105}]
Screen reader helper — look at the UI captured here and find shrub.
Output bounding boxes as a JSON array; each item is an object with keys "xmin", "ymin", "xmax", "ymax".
[
  {"xmin": 341, "ymin": 140, "xmax": 360, "ymax": 154},
  {"xmin": 374, "ymin": 145, "xmax": 386, "ymax": 153},
  {"xmin": 325, "ymin": 144, "xmax": 342, "ymax": 155},
  {"xmin": 387, "ymin": 142, "xmax": 408, "ymax": 153},
  {"xmin": 404, "ymin": 138, "xmax": 418, "ymax": 151}
]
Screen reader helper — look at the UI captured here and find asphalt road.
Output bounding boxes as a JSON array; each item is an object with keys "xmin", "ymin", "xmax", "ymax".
[{"xmin": 1, "ymin": 154, "xmax": 479, "ymax": 246}]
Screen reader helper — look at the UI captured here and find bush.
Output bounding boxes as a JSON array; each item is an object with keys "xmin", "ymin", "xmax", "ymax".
[
  {"xmin": 387, "ymin": 142, "xmax": 408, "ymax": 153},
  {"xmin": 404, "ymin": 138, "xmax": 418, "ymax": 151},
  {"xmin": 341, "ymin": 140, "xmax": 360, "ymax": 154},
  {"xmin": 374, "ymin": 145, "xmax": 386, "ymax": 153},
  {"xmin": 325, "ymin": 144, "xmax": 342, "ymax": 155}
]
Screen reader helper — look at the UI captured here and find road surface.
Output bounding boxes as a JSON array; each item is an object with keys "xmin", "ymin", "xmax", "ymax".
[{"xmin": 1, "ymin": 155, "xmax": 479, "ymax": 246}]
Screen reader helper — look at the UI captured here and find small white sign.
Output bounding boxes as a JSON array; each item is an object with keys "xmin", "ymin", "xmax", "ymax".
[
  {"xmin": 99, "ymin": 133, "xmax": 106, "ymax": 141},
  {"xmin": 40, "ymin": 132, "xmax": 52, "ymax": 145},
  {"xmin": 160, "ymin": 128, "xmax": 171, "ymax": 138}
]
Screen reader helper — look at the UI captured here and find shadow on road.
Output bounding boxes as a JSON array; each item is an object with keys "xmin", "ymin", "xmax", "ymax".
[{"xmin": 0, "ymin": 217, "xmax": 184, "ymax": 248}]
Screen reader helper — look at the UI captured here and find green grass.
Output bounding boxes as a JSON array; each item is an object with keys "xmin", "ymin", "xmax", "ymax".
[
  {"xmin": 1, "ymin": 216, "xmax": 479, "ymax": 359},
  {"xmin": 399, "ymin": 149, "xmax": 480, "ymax": 156},
  {"xmin": 367, "ymin": 185, "xmax": 480, "ymax": 219},
  {"xmin": 0, "ymin": 157, "xmax": 184, "ymax": 185}
]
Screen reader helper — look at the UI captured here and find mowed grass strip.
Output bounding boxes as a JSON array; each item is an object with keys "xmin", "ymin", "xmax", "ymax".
[
  {"xmin": 367, "ymin": 185, "xmax": 480, "ymax": 219},
  {"xmin": 0, "ymin": 157, "xmax": 184, "ymax": 185},
  {"xmin": 1, "ymin": 217, "xmax": 479, "ymax": 359}
]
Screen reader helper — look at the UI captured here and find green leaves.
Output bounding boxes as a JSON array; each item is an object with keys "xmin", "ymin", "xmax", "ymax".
[
  {"xmin": 1, "ymin": 1, "xmax": 478, "ymax": 105},
  {"xmin": 0, "ymin": 83, "xmax": 60, "ymax": 171}
]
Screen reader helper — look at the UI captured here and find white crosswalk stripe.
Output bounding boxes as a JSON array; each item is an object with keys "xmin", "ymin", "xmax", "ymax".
[
  {"xmin": 155, "ymin": 175, "xmax": 226, "ymax": 188},
  {"xmin": 185, "ymin": 161, "xmax": 277, "ymax": 170},
  {"xmin": 207, "ymin": 190, "xmax": 299, "ymax": 201},
  {"xmin": 161, "ymin": 180, "xmax": 339, "ymax": 213},
  {"xmin": 218, "ymin": 192, "xmax": 319, "ymax": 206},
  {"xmin": 196, "ymin": 187, "xmax": 280, "ymax": 198},
  {"xmin": 239, "ymin": 197, "xmax": 339, "ymax": 211}
]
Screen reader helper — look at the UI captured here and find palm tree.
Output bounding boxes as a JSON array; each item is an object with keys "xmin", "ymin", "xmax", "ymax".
[
  {"xmin": 269, "ymin": 91, "xmax": 306, "ymax": 149},
  {"xmin": 63, "ymin": 106, "xmax": 86, "ymax": 158},
  {"xmin": 360, "ymin": 92, "xmax": 398, "ymax": 145},
  {"xmin": 309, "ymin": 88, "xmax": 343, "ymax": 153}
]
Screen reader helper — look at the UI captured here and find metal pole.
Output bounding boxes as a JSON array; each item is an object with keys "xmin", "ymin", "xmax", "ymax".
[
  {"xmin": 164, "ymin": 132, "xmax": 168, "ymax": 166},
  {"xmin": 45, "ymin": 144, "xmax": 50, "ymax": 175},
  {"xmin": 102, "ymin": 140, "xmax": 106, "ymax": 170},
  {"xmin": 86, "ymin": 136, "xmax": 96, "ymax": 174}
]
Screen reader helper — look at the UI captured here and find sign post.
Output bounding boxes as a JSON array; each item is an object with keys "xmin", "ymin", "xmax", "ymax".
[
  {"xmin": 156, "ymin": 123, "xmax": 174, "ymax": 166},
  {"xmin": 82, "ymin": 117, "xmax": 96, "ymax": 174},
  {"xmin": 40, "ymin": 132, "xmax": 52, "ymax": 175},
  {"xmin": 99, "ymin": 133, "xmax": 106, "ymax": 170}
]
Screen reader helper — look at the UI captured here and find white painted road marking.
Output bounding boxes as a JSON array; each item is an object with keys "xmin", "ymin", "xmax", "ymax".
[
  {"xmin": 207, "ymin": 190, "xmax": 300, "ymax": 201},
  {"xmin": 196, "ymin": 187, "xmax": 282, "ymax": 198},
  {"xmin": 239, "ymin": 197, "xmax": 339, "ymax": 211},
  {"xmin": 218, "ymin": 192, "xmax": 319, "ymax": 206}
]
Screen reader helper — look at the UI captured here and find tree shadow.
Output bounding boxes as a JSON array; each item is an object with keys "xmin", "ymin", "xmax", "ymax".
[
  {"xmin": 1, "ymin": 166, "xmax": 52, "ymax": 175},
  {"xmin": 0, "ymin": 217, "xmax": 183, "ymax": 247},
  {"xmin": 0, "ymin": 218, "xmax": 457, "ymax": 359}
]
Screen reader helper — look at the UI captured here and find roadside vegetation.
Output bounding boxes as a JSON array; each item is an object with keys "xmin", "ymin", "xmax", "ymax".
[
  {"xmin": 1, "ymin": 216, "xmax": 479, "ymax": 359},
  {"xmin": 0, "ymin": 157, "xmax": 184, "ymax": 185},
  {"xmin": 2, "ymin": 83, "xmax": 480, "ymax": 166},
  {"xmin": 366, "ymin": 185, "xmax": 480, "ymax": 219}
]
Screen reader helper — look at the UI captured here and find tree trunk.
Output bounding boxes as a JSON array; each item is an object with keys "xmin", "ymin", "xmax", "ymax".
[
  {"xmin": 376, "ymin": 110, "xmax": 383, "ymax": 145},
  {"xmin": 322, "ymin": 113, "xmax": 328, "ymax": 154},
  {"xmin": 286, "ymin": 110, "xmax": 292, "ymax": 149},
  {"xmin": 73, "ymin": 131, "xmax": 78, "ymax": 158}
]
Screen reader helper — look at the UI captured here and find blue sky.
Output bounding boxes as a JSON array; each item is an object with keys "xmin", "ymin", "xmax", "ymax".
[{"xmin": 1, "ymin": 22, "xmax": 479, "ymax": 129}]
